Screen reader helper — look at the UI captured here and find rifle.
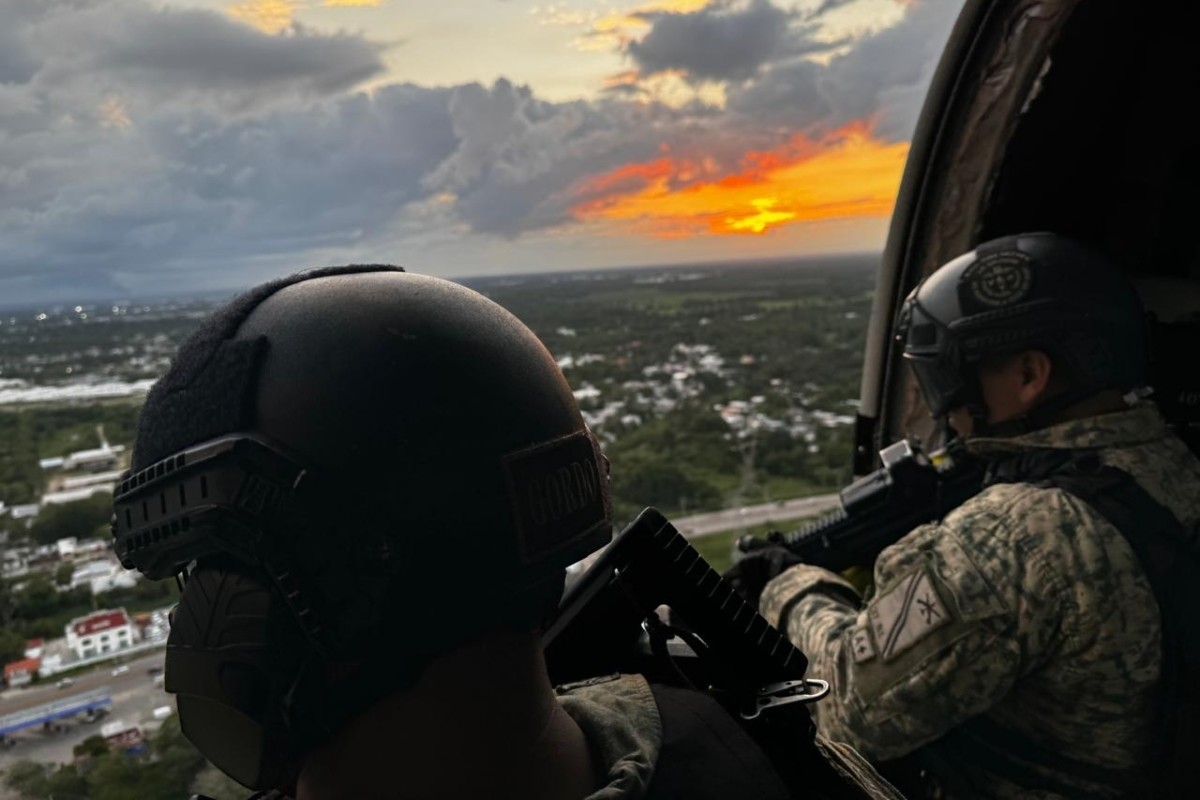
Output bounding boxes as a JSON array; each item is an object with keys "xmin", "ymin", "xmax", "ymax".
[
  {"xmin": 736, "ymin": 439, "xmax": 985, "ymax": 573},
  {"xmin": 543, "ymin": 507, "xmax": 827, "ymax": 723}
]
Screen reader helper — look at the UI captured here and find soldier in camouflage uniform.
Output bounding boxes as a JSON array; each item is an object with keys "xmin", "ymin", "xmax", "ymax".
[
  {"xmin": 758, "ymin": 233, "xmax": 1200, "ymax": 798},
  {"xmin": 112, "ymin": 266, "xmax": 901, "ymax": 800}
]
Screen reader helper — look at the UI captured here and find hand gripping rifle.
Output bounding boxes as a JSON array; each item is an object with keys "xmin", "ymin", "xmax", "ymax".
[
  {"xmin": 735, "ymin": 439, "xmax": 985, "ymax": 573},
  {"xmin": 543, "ymin": 507, "xmax": 828, "ymax": 728}
]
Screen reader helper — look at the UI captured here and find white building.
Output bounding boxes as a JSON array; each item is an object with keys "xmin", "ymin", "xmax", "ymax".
[
  {"xmin": 63, "ymin": 445, "xmax": 125, "ymax": 473},
  {"xmin": 61, "ymin": 470, "xmax": 124, "ymax": 490},
  {"xmin": 70, "ymin": 559, "xmax": 137, "ymax": 595},
  {"xmin": 65, "ymin": 608, "xmax": 136, "ymax": 660},
  {"xmin": 53, "ymin": 536, "xmax": 112, "ymax": 565},
  {"xmin": 1, "ymin": 547, "xmax": 30, "ymax": 578},
  {"xmin": 42, "ymin": 485, "xmax": 116, "ymax": 506},
  {"xmin": 9, "ymin": 504, "xmax": 39, "ymax": 525}
]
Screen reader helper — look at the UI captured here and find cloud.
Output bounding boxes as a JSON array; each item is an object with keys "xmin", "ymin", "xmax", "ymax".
[
  {"xmin": 42, "ymin": 4, "xmax": 386, "ymax": 106},
  {"xmin": 421, "ymin": 80, "xmax": 694, "ymax": 236},
  {"xmin": 0, "ymin": 0, "xmax": 402, "ymax": 297},
  {"xmin": 626, "ymin": 0, "xmax": 810, "ymax": 82},
  {"xmin": 724, "ymin": 0, "xmax": 958, "ymax": 140},
  {"xmin": 0, "ymin": 0, "xmax": 963, "ymax": 302},
  {"xmin": 570, "ymin": 123, "xmax": 908, "ymax": 237},
  {"xmin": 228, "ymin": 0, "xmax": 385, "ymax": 34},
  {"xmin": 228, "ymin": 0, "xmax": 299, "ymax": 33}
]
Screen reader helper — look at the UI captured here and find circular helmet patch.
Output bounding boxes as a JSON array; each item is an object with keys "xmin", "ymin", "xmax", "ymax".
[{"xmin": 961, "ymin": 251, "xmax": 1033, "ymax": 307}]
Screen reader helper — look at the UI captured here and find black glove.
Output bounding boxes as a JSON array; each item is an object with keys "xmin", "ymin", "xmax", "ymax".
[{"xmin": 722, "ymin": 544, "xmax": 806, "ymax": 607}]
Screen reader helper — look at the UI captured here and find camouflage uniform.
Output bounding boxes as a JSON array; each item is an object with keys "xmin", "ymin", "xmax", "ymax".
[
  {"xmin": 556, "ymin": 673, "xmax": 904, "ymax": 799},
  {"xmin": 760, "ymin": 403, "xmax": 1200, "ymax": 798}
]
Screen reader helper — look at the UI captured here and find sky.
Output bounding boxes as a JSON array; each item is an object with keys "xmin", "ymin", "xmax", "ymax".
[{"xmin": 0, "ymin": 0, "xmax": 965, "ymax": 304}]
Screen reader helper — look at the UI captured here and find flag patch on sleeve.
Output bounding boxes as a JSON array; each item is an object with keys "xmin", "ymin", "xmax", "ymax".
[{"xmin": 850, "ymin": 627, "xmax": 876, "ymax": 664}]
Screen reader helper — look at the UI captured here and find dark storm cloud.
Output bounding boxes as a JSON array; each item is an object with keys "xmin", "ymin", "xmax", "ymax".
[
  {"xmin": 0, "ymin": 0, "xmax": 432, "ymax": 297},
  {"xmin": 4, "ymin": 0, "xmax": 386, "ymax": 113},
  {"xmin": 38, "ymin": 6, "xmax": 386, "ymax": 99},
  {"xmin": 0, "ymin": 0, "xmax": 963, "ymax": 302},
  {"xmin": 626, "ymin": 0, "xmax": 826, "ymax": 82},
  {"xmin": 423, "ymin": 80, "xmax": 689, "ymax": 235},
  {"xmin": 724, "ymin": 0, "xmax": 959, "ymax": 140},
  {"xmin": 1, "ymin": 84, "xmax": 457, "ymax": 285}
]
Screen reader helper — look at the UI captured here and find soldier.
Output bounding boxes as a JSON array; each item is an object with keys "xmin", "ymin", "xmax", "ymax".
[
  {"xmin": 754, "ymin": 233, "xmax": 1200, "ymax": 798},
  {"xmin": 112, "ymin": 265, "xmax": 901, "ymax": 799}
]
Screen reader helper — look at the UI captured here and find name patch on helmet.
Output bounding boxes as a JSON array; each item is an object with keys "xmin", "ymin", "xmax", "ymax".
[
  {"xmin": 962, "ymin": 251, "xmax": 1033, "ymax": 308},
  {"xmin": 503, "ymin": 431, "xmax": 608, "ymax": 563}
]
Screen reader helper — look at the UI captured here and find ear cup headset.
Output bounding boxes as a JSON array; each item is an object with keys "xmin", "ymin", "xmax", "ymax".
[
  {"xmin": 112, "ymin": 266, "xmax": 612, "ymax": 789},
  {"xmin": 895, "ymin": 232, "xmax": 1149, "ymax": 436}
]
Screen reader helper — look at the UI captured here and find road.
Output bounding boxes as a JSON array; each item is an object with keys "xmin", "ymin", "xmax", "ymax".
[
  {"xmin": 564, "ymin": 493, "xmax": 842, "ymax": 581},
  {"xmin": 672, "ymin": 493, "xmax": 840, "ymax": 538},
  {"xmin": 0, "ymin": 495, "xmax": 843, "ymax": 771},
  {"xmin": 0, "ymin": 650, "xmax": 171, "ymax": 769}
]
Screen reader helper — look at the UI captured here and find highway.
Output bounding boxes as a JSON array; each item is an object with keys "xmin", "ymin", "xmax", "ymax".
[
  {"xmin": 564, "ymin": 493, "xmax": 842, "ymax": 581},
  {"xmin": 672, "ymin": 493, "xmax": 840, "ymax": 539},
  {"xmin": 0, "ymin": 494, "xmax": 843, "ymax": 771},
  {"xmin": 0, "ymin": 649, "xmax": 170, "ymax": 769}
]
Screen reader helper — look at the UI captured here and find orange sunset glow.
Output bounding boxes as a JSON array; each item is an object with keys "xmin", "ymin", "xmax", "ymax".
[{"xmin": 571, "ymin": 124, "xmax": 909, "ymax": 238}]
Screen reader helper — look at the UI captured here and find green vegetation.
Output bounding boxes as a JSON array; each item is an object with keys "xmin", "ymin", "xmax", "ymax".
[
  {"xmin": 2, "ymin": 259, "xmax": 872, "ymax": 528},
  {"xmin": 691, "ymin": 521, "xmax": 783, "ymax": 575},
  {"xmin": 473, "ymin": 257, "xmax": 872, "ymax": 525},
  {"xmin": 29, "ymin": 494, "xmax": 113, "ymax": 546},
  {"xmin": 0, "ymin": 402, "xmax": 140, "ymax": 506},
  {"xmin": 0, "ymin": 626, "xmax": 26, "ymax": 664},
  {"xmin": 2, "ymin": 715, "xmax": 233, "ymax": 800},
  {"xmin": 1, "ymin": 570, "xmax": 176, "ymax": 643}
]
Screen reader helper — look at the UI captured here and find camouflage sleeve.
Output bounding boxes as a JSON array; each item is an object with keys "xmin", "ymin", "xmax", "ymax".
[{"xmin": 758, "ymin": 484, "xmax": 1074, "ymax": 761}]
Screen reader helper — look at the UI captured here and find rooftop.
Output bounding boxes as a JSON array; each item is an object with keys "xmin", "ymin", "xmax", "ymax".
[
  {"xmin": 71, "ymin": 609, "xmax": 131, "ymax": 638},
  {"xmin": 4, "ymin": 658, "xmax": 41, "ymax": 679}
]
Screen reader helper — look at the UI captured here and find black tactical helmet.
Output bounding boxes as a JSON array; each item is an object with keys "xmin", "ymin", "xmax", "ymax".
[
  {"xmin": 112, "ymin": 265, "xmax": 611, "ymax": 788},
  {"xmin": 897, "ymin": 232, "xmax": 1148, "ymax": 421}
]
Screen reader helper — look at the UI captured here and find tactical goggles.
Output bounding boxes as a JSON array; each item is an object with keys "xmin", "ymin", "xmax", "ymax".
[{"xmin": 897, "ymin": 298, "xmax": 975, "ymax": 417}]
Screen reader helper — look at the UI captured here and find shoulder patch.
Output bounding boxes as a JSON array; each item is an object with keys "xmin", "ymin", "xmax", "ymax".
[{"xmin": 868, "ymin": 569, "xmax": 951, "ymax": 662}]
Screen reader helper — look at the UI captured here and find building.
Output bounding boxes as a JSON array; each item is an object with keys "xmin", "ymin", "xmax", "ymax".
[
  {"xmin": 100, "ymin": 719, "xmax": 143, "ymax": 750},
  {"xmin": 63, "ymin": 445, "xmax": 125, "ymax": 473},
  {"xmin": 42, "ymin": 485, "xmax": 116, "ymax": 506},
  {"xmin": 70, "ymin": 559, "xmax": 137, "ymax": 595},
  {"xmin": 55, "ymin": 537, "xmax": 110, "ymax": 563},
  {"xmin": 9, "ymin": 504, "xmax": 39, "ymax": 527},
  {"xmin": 1, "ymin": 547, "xmax": 30, "ymax": 578},
  {"xmin": 65, "ymin": 609, "xmax": 136, "ymax": 660},
  {"xmin": 24, "ymin": 639, "xmax": 44, "ymax": 660},
  {"xmin": 61, "ymin": 471, "xmax": 124, "ymax": 491},
  {"xmin": 4, "ymin": 658, "xmax": 41, "ymax": 688}
]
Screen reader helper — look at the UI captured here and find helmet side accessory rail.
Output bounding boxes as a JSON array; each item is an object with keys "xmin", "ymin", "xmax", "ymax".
[{"xmin": 113, "ymin": 434, "xmax": 310, "ymax": 581}]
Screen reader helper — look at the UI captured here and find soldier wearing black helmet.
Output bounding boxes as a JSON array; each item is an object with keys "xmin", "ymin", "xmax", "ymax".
[
  {"xmin": 113, "ymin": 265, "xmax": 902, "ymax": 799},
  {"xmin": 756, "ymin": 233, "xmax": 1200, "ymax": 798}
]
